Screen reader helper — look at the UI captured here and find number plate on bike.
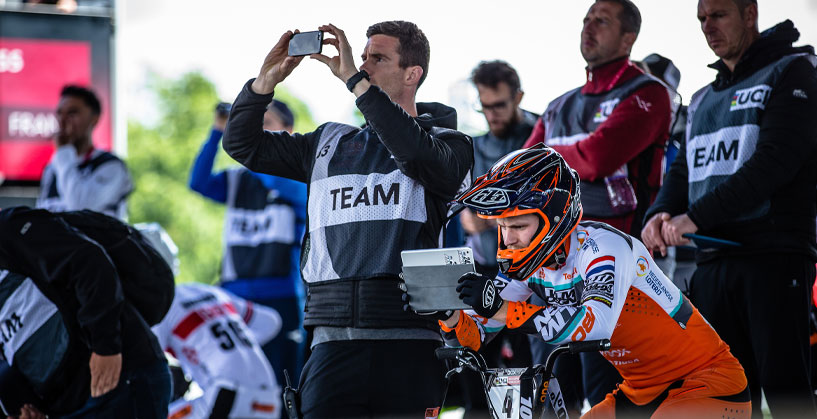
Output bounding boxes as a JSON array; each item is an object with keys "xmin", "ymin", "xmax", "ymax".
[{"xmin": 486, "ymin": 368, "xmax": 527, "ymax": 419}]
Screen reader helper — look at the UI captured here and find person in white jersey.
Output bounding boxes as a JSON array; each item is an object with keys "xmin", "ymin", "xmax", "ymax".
[{"xmin": 153, "ymin": 283, "xmax": 282, "ymax": 419}]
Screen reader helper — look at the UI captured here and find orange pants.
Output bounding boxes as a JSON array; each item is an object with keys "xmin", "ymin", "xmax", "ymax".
[{"xmin": 582, "ymin": 361, "xmax": 750, "ymax": 418}]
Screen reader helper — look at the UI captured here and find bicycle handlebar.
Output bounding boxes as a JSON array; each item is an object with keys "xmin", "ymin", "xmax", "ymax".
[
  {"xmin": 568, "ymin": 339, "xmax": 611, "ymax": 354},
  {"xmin": 436, "ymin": 339, "xmax": 612, "ymax": 418},
  {"xmin": 436, "ymin": 339, "xmax": 610, "ymax": 367},
  {"xmin": 543, "ymin": 339, "xmax": 611, "ymax": 376},
  {"xmin": 435, "ymin": 347, "xmax": 466, "ymax": 361}
]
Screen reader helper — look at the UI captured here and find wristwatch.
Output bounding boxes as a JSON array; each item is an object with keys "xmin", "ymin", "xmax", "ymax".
[{"xmin": 345, "ymin": 70, "xmax": 370, "ymax": 92}]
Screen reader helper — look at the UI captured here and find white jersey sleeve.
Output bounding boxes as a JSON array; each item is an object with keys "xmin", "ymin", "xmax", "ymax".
[{"xmin": 567, "ymin": 228, "xmax": 636, "ymax": 342}]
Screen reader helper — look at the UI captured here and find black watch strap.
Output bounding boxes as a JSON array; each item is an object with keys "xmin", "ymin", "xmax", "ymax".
[{"xmin": 345, "ymin": 70, "xmax": 370, "ymax": 92}]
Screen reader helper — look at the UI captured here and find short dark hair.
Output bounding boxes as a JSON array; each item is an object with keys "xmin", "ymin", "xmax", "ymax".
[
  {"xmin": 470, "ymin": 60, "xmax": 522, "ymax": 94},
  {"xmin": 267, "ymin": 99, "xmax": 295, "ymax": 128},
  {"xmin": 732, "ymin": 0, "xmax": 757, "ymax": 16},
  {"xmin": 366, "ymin": 21, "xmax": 430, "ymax": 87},
  {"xmin": 597, "ymin": 0, "xmax": 642, "ymax": 36},
  {"xmin": 60, "ymin": 85, "xmax": 101, "ymax": 115}
]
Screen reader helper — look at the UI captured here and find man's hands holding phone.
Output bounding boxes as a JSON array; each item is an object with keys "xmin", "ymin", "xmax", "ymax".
[
  {"xmin": 253, "ymin": 24, "xmax": 367, "ymax": 96},
  {"xmin": 309, "ymin": 24, "xmax": 361, "ymax": 85},
  {"xmin": 251, "ymin": 31, "xmax": 307, "ymax": 95}
]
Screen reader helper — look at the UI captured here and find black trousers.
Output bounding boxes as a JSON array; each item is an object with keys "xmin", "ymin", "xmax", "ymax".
[
  {"xmin": 298, "ymin": 339, "xmax": 446, "ymax": 418},
  {"xmin": 689, "ymin": 253, "xmax": 816, "ymax": 418}
]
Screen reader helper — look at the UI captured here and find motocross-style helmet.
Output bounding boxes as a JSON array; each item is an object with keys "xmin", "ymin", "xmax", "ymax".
[{"xmin": 455, "ymin": 144, "xmax": 582, "ymax": 280}]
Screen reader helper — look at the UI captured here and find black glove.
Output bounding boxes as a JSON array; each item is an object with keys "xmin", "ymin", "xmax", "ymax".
[
  {"xmin": 399, "ymin": 278, "xmax": 455, "ymax": 321},
  {"xmin": 457, "ymin": 272, "xmax": 504, "ymax": 318}
]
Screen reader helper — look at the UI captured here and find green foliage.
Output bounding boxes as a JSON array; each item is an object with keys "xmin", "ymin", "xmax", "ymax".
[{"xmin": 127, "ymin": 71, "xmax": 316, "ymax": 284}]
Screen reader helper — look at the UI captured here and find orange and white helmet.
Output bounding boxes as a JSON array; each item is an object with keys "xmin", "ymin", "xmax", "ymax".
[{"xmin": 455, "ymin": 144, "xmax": 582, "ymax": 280}]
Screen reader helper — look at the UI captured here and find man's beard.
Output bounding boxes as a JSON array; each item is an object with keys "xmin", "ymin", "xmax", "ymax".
[{"xmin": 490, "ymin": 110, "xmax": 521, "ymax": 138}]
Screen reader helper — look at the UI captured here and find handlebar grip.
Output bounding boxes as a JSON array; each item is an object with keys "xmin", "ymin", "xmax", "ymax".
[
  {"xmin": 568, "ymin": 339, "xmax": 611, "ymax": 354},
  {"xmin": 435, "ymin": 347, "xmax": 464, "ymax": 360}
]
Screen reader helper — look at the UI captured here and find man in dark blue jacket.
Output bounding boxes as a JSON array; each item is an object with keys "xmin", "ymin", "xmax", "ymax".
[{"xmin": 190, "ymin": 100, "xmax": 307, "ymax": 387}]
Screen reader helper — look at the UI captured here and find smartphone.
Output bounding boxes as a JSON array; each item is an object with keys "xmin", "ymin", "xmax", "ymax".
[{"xmin": 288, "ymin": 31, "xmax": 323, "ymax": 56}]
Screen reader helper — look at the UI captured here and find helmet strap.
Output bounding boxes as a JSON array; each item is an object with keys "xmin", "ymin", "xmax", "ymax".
[
  {"xmin": 554, "ymin": 246, "xmax": 567, "ymax": 268},
  {"xmin": 543, "ymin": 244, "xmax": 566, "ymax": 269}
]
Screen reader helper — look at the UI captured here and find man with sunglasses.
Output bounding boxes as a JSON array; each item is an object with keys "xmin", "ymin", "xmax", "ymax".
[
  {"xmin": 464, "ymin": 60, "xmax": 539, "ymax": 279},
  {"xmin": 452, "ymin": 59, "xmax": 538, "ymax": 416}
]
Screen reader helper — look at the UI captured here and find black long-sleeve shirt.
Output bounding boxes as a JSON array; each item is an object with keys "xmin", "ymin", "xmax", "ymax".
[
  {"xmin": 0, "ymin": 207, "xmax": 163, "ymax": 369},
  {"xmin": 646, "ymin": 21, "xmax": 817, "ymax": 259}
]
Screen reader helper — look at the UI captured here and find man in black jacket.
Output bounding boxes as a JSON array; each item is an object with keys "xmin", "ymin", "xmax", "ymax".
[
  {"xmin": 223, "ymin": 21, "xmax": 473, "ymax": 418},
  {"xmin": 0, "ymin": 207, "xmax": 170, "ymax": 418},
  {"xmin": 642, "ymin": 0, "xmax": 817, "ymax": 417}
]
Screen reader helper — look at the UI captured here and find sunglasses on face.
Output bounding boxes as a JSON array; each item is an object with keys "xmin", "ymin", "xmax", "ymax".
[{"xmin": 477, "ymin": 98, "xmax": 513, "ymax": 114}]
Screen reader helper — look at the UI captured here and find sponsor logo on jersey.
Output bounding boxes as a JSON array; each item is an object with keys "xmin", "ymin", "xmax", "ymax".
[
  {"xmin": 586, "ymin": 255, "xmax": 615, "ymax": 277},
  {"xmin": 570, "ymin": 306, "xmax": 597, "ymax": 341},
  {"xmin": 562, "ymin": 267, "xmax": 578, "ymax": 281},
  {"xmin": 793, "ymin": 89, "xmax": 808, "ymax": 100},
  {"xmin": 730, "ymin": 84, "xmax": 772, "ymax": 111},
  {"xmin": 636, "ymin": 257, "xmax": 649, "ymax": 277},
  {"xmin": 602, "ymin": 347, "xmax": 641, "ymax": 365},
  {"xmin": 541, "ymin": 287, "xmax": 579, "ymax": 305},
  {"xmin": 582, "ymin": 272, "xmax": 614, "ymax": 307},
  {"xmin": 634, "ymin": 95, "xmax": 652, "ymax": 112},
  {"xmin": 464, "ymin": 187, "xmax": 510, "ymax": 209},
  {"xmin": 330, "ymin": 183, "xmax": 399, "ymax": 210},
  {"xmin": 603, "ymin": 348, "xmax": 632, "ymax": 358},
  {"xmin": 644, "ymin": 271, "xmax": 674, "ymax": 303},
  {"xmin": 581, "ymin": 237, "xmax": 599, "ymax": 254},
  {"xmin": 609, "ymin": 358, "xmax": 641, "ymax": 366},
  {"xmin": 593, "ymin": 98, "xmax": 620, "ymax": 123},
  {"xmin": 576, "ymin": 230, "xmax": 588, "ymax": 246},
  {"xmin": 533, "ymin": 307, "xmax": 574, "ymax": 340}
]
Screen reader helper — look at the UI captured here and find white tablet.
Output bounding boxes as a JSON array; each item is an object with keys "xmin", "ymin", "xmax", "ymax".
[{"xmin": 400, "ymin": 247, "xmax": 475, "ymax": 311}]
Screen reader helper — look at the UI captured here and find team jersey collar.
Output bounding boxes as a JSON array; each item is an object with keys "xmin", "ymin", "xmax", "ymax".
[{"xmin": 582, "ymin": 56, "xmax": 642, "ymax": 95}]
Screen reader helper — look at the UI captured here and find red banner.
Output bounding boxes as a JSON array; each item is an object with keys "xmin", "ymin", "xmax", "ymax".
[{"xmin": 0, "ymin": 37, "xmax": 111, "ymax": 181}]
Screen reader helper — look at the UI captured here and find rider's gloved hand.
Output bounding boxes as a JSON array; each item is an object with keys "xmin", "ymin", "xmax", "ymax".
[
  {"xmin": 457, "ymin": 272, "xmax": 503, "ymax": 319},
  {"xmin": 399, "ymin": 275, "xmax": 455, "ymax": 321}
]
